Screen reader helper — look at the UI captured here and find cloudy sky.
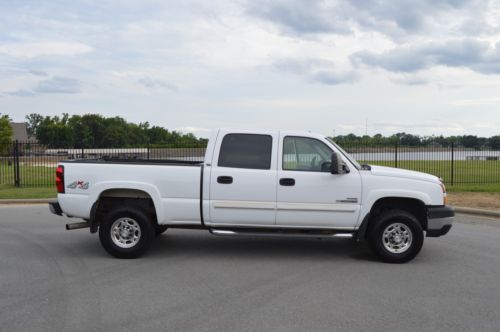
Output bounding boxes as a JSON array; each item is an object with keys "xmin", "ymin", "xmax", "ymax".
[{"xmin": 1, "ymin": 0, "xmax": 500, "ymax": 137}]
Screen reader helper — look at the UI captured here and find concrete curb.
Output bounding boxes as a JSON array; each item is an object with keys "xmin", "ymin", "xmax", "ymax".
[
  {"xmin": 0, "ymin": 198, "xmax": 53, "ymax": 205},
  {"xmin": 454, "ymin": 207, "xmax": 500, "ymax": 218}
]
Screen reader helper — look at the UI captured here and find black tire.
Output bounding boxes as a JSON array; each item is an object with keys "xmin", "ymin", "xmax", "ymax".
[
  {"xmin": 99, "ymin": 206, "xmax": 155, "ymax": 259},
  {"xmin": 155, "ymin": 225, "xmax": 168, "ymax": 236},
  {"xmin": 368, "ymin": 209, "xmax": 424, "ymax": 263}
]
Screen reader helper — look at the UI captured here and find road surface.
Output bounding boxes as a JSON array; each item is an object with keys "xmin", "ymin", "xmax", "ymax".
[{"xmin": 0, "ymin": 205, "xmax": 499, "ymax": 331}]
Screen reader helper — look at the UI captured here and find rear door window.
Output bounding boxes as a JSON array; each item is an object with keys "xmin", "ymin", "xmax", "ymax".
[{"xmin": 218, "ymin": 134, "xmax": 272, "ymax": 170}]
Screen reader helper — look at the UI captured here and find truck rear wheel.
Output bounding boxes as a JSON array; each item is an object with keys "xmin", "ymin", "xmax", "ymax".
[
  {"xmin": 99, "ymin": 207, "xmax": 155, "ymax": 258},
  {"xmin": 368, "ymin": 210, "xmax": 424, "ymax": 263}
]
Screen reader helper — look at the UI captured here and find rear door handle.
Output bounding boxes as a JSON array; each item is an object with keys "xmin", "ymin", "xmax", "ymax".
[
  {"xmin": 279, "ymin": 178, "xmax": 295, "ymax": 186},
  {"xmin": 217, "ymin": 176, "xmax": 233, "ymax": 184}
]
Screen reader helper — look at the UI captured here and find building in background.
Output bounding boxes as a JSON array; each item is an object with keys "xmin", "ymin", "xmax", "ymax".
[{"xmin": 10, "ymin": 122, "xmax": 37, "ymax": 142}]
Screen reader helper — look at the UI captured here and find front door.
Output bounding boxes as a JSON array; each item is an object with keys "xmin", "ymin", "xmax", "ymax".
[
  {"xmin": 276, "ymin": 135, "xmax": 361, "ymax": 229},
  {"xmin": 209, "ymin": 132, "xmax": 278, "ymax": 226}
]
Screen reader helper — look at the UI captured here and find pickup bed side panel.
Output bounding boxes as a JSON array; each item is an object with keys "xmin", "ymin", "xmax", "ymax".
[{"xmin": 59, "ymin": 162, "xmax": 202, "ymax": 225}]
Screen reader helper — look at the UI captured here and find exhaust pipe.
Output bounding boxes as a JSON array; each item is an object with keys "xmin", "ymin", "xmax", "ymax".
[{"xmin": 66, "ymin": 221, "xmax": 90, "ymax": 230}]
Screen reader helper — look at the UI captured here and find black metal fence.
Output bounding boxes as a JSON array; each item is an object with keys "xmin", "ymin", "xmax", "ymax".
[
  {"xmin": 1, "ymin": 140, "xmax": 499, "ymax": 187},
  {"xmin": 341, "ymin": 141, "xmax": 500, "ymax": 185},
  {"xmin": 0, "ymin": 141, "xmax": 206, "ymax": 187}
]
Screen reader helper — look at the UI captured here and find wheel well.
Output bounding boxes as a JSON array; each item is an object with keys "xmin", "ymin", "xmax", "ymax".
[
  {"xmin": 90, "ymin": 189, "xmax": 158, "ymax": 233},
  {"xmin": 356, "ymin": 197, "xmax": 427, "ymax": 240},
  {"xmin": 369, "ymin": 197, "xmax": 427, "ymax": 230}
]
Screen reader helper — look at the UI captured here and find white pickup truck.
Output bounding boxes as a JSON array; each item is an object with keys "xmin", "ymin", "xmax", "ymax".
[{"xmin": 49, "ymin": 129, "xmax": 454, "ymax": 263}]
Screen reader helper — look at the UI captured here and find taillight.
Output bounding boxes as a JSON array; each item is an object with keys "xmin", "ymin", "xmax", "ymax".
[{"xmin": 56, "ymin": 165, "xmax": 65, "ymax": 193}]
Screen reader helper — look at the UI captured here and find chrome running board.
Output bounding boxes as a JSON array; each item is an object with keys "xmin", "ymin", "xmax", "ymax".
[{"xmin": 209, "ymin": 228, "xmax": 353, "ymax": 239}]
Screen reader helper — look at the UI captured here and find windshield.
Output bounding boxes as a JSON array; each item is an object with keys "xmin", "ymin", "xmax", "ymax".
[{"xmin": 326, "ymin": 137, "xmax": 362, "ymax": 170}]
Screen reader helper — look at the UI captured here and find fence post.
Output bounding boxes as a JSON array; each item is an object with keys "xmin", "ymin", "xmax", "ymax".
[
  {"xmin": 451, "ymin": 142, "xmax": 454, "ymax": 186},
  {"xmin": 147, "ymin": 143, "xmax": 150, "ymax": 160},
  {"xmin": 81, "ymin": 147, "xmax": 84, "ymax": 159},
  {"xmin": 394, "ymin": 140, "xmax": 398, "ymax": 168},
  {"xmin": 13, "ymin": 140, "xmax": 20, "ymax": 187}
]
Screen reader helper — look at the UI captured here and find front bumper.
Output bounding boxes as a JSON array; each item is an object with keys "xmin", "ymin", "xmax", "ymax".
[{"xmin": 426, "ymin": 205, "xmax": 454, "ymax": 237}]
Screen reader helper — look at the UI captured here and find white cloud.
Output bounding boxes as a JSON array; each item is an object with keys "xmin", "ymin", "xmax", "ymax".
[
  {"xmin": 34, "ymin": 76, "xmax": 82, "ymax": 94},
  {"xmin": 137, "ymin": 78, "xmax": 178, "ymax": 91},
  {"xmin": 1, "ymin": 0, "xmax": 500, "ymax": 137},
  {"xmin": 450, "ymin": 97, "xmax": 500, "ymax": 106},
  {"xmin": 7, "ymin": 89, "xmax": 36, "ymax": 97},
  {"xmin": 351, "ymin": 39, "xmax": 500, "ymax": 74},
  {"xmin": 0, "ymin": 42, "xmax": 93, "ymax": 58}
]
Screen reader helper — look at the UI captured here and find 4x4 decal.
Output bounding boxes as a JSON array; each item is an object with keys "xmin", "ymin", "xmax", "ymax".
[{"xmin": 67, "ymin": 181, "xmax": 89, "ymax": 190}]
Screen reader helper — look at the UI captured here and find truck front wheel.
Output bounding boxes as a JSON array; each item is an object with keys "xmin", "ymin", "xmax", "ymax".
[
  {"xmin": 368, "ymin": 210, "xmax": 424, "ymax": 263},
  {"xmin": 99, "ymin": 207, "xmax": 155, "ymax": 258}
]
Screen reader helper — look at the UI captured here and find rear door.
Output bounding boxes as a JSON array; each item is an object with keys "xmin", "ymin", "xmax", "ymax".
[{"xmin": 208, "ymin": 131, "xmax": 278, "ymax": 226}]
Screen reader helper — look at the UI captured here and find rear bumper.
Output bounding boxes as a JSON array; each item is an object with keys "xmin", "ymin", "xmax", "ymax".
[
  {"xmin": 49, "ymin": 201, "xmax": 63, "ymax": 216},
  {"xmin": 426, "ymin": 205, "xmax": 454, "ymax": 237}
]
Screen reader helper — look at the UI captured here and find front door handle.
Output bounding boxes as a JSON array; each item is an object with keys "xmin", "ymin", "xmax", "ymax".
[
  {"xmin": 279, "ymin": 178, "xmax": 295, "ymax": 186},
  {"xmin": 217, "ymin": 176, "xmax": 233, "ymax": 184}
]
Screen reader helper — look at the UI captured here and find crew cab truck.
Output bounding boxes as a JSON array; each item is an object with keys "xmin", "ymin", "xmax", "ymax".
[{"xmin": 49, "ymin": 129, "xmax": 454, "ymax": 263}]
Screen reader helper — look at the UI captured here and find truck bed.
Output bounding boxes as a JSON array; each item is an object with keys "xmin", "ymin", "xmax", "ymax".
[{"xmin": 58, "ymin": 159, "xmax": 204, "ymax": 224}]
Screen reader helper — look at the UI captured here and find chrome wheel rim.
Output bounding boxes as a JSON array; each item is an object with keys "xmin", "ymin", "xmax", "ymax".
[
  {"xmin": 111, "ymin": 217, "xmax": 141, "ymax": 249},
  {"xmin": 382, "ymin": 223, "xmax": 412, "ymax": 254}
]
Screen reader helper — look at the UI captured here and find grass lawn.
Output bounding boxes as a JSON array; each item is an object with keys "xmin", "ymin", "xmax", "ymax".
[
  {"xmin": 0, "ymin": 185, "xmax": 56, "ymax": 199},
  {"xmin": 0, "ymin": 163, "xmax": 55, "ymax": 187},
  {"xmin": 446, "ymin": 183, "xmax": 500, "ymax": 192},
  {"xmin": 366, "ymin": 160, "xmax": 500, "ymax": 185}
]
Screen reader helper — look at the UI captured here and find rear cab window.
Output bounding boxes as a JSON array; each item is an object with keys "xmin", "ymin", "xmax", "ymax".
[{"xmin": 218, "ymin": 134, "xmax": 273, "ymax": 170}]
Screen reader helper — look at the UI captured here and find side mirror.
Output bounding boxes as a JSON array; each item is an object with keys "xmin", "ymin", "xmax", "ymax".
[{"xmin": 330, "ymin": 152, "xmax": 347, "ymax": 174}]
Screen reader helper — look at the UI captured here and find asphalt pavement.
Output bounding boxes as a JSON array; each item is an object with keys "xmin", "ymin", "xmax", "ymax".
[{"xmin": 1, "ymin": 205, "xmax": 499, "ymax": 331}]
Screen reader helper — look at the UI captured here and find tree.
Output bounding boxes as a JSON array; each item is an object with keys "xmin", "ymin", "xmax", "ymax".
[
  {"xmin": 458, "ymin": 135, "xmax": 477, "ymax": 148},
  {"xmin": 25, "ymin": 112, "xmax": 207, "ymax": 147},
  {"xmin": 0, "ymin": 114, "xmax": 13, "ymax": 154},
  {"xmin": 25, "ymin": 113, "xmax": 43, "ymax": 138},
  {"xmin": 79, "ymin": 114, "xmax": 106, "ymax": 147},
  {"xmin": 36, "ymin": 115, "xmax": 74, "ymax": 147},
  {"xmin": 68, "ymin": 115, "xmax": 92, "ymax": 148},
  {"xmin": 488, "ymin": 136, "xmax": 500, "ymax": 149},
  {"xmin": 101, "ymin": 117, "xmax": 128, "ymax": 147}
]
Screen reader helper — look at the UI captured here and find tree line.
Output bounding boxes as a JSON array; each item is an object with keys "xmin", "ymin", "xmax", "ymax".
[
  {"xmin": 0, "ymin": 112, "xmax": 499, "ymax": 149},
  {"xmin": 333, "ymin": 132, "xmax": 500, "ymax": 149},
  {"xmin": 23, "ymin": 113, "xmax": 208, "ymax": 148}
]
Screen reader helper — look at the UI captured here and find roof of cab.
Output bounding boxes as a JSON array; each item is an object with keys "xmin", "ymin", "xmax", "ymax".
[{"xmin": 216, "ymin": 128, "xmax": 327, "ymax": 140}]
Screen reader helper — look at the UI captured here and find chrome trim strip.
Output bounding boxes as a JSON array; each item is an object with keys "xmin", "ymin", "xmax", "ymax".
[
  {"xmin": 212, "ymin": 201, "xmax": 358, "ymax": 212},
  {"xmin": 277, "ymin": 202, "xmax": 356, "ymax": 212},
  {"xmin": 212, "ymin": 201, "xmax": 275, "ymax": 210}
]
